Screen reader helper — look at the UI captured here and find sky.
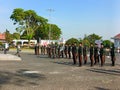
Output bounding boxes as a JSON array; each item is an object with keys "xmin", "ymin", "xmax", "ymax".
[{"xmin": 0, "ymin": 0, "xmax": 120, "ymax": 41}]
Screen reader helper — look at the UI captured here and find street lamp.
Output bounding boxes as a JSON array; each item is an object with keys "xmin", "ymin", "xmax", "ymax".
[{"xmin": 47, "ymin": 8, "xmax": 54, "ymax": 44}]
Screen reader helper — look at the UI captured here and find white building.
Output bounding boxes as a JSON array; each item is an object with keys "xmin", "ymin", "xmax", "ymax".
[
  {"xmin": 12, "ymin": 39, "xmax": 66, "ymax": 46},
  {"xmin": 112, "ymin": 33, "xmax": 120, "ymax": 49},
  {"xmin": 12, "ymin": 39, "xmax": 37, "ymax": 46}
]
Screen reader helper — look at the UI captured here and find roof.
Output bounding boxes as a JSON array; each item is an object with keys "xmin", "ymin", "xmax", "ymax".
[
  {"xmin": 114, "ymin": 33, "xmax": 120, "ymax": 39},
  {"xmin": 0, "ymin": 33, "xmax": 5, "ymax": 40}
]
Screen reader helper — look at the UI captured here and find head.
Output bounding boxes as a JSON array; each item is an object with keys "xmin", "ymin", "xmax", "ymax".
[
  {"xmin": 90, "ymin": 43, "xmax": 93, "ymax": 47},
  {"xmin": 101, "ymin": 43, "xmax": 104, "ymax": 48},
  {"xmin": 79, "ymin": 42, "xmax": 82, "ymax": 46},
  {"xmin": 95, "ymin": 43, "xmax": 98, "ymax": 47}
]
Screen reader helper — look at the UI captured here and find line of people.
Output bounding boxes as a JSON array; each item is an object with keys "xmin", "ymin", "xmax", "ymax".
[
  {"xmin": 41, "ymin": 42, "xmax": 116, "ymax": 67},
  {"xmin": 71, "ymin": 42, "xmax": 116, "ymax": 67}
]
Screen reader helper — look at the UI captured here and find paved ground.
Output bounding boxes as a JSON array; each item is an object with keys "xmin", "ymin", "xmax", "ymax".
[{"xmin": 0, "ymin": 50, "xmax": 120, "ymax": 90}]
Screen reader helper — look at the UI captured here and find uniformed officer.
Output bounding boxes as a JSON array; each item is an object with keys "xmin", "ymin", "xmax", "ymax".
[
  {"xmin": 94, "ymin": 43, "xmax": 99, "ymax": 65},
  {"xmin": 78, "ymin": 42, "xmax": 83, "ymax": 66},
  {"xmin": 72, "ymin": 43, "xmax": 77, "ymax": 65},
  {"xmin": 68, "ymin": 44, "xmax": 72, "ymax": 59},
  {"xmin": 99, "ymin": 43, "xmax": 105, "ymax": 66},
  {"xmin": 57, "ymin": 45, "xmax": 61, "ymax": 58},
  {"xmin": 83, "ymin": 45, "xmax": 87, "ymax": 65},
  {"xmin": 110, "ymin": 44, "xmax": 116, "ymax": 66},
  {"xmin": 64, "ymin": 44, "xmax": 68, "ymax": 58},
  {"xmin": 90, "ymin": 43, "xmax": 94, "ymax": 67}
]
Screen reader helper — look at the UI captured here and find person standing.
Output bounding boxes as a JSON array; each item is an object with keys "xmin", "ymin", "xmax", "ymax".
[
  {"xmin": 15, "ymin": 43, "xmax": 21, "ymax": 57},
  {"xmin": 110, "ymin": 44, "xmax": 116, "ymax": 66},
  {"xmin": 68, "ymin": 44, "xmax": 72, "ymax": 59},
  {"xmin": 78, "ymin": 42, "xmax": 83, "ymax": 67},
  {"xmin": 90, "ymin": 43, "xmax": 94, "ymax": 67},
  {"xmin": 57, "ymin": 45, "xmax": 61, "ymax": 58},
  {"xmin": 72, "ymin": 43, "xmax": 77, "ymax": 65},
  {"xmin": 64, "ymin": 44, "xmax": 68, "ymax": 58},
  {"xmin": 99, "ymin": 43, "xmax": 105, "ymax": 66},
  {"xmin": 94, "ymin": 44, "xmax": 99, "ymax": 65},
  {"xmin": 83, "ymin": 45, "xmax": 87, "ymax": 65}
]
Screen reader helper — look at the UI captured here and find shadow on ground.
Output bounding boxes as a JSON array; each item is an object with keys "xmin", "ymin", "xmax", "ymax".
[
  {"xmin": 86, "ymin": 68, "xmax": 120, "ymax": 76},
  {"xmin": 0, "ymin": 69, "xmax": 46, "ymax": 87},
  {"xmin": 52, "ymin": 61, "xmax": 74, "ymax": 66},
  {"xmin": 95, "ymin": 87, "xmax": 110, "ymax": 90}
]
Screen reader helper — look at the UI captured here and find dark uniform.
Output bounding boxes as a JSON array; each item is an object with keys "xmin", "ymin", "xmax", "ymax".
[
  {"xmin": 51, "ymin": 44, "xmax": 56, "ymax": 59},
  {"xmin": 110, "ymin": 44, "xmax": 116, "ymax": 66},
  {"xmin": 68, "ymin": 44, "xmax": 72, "ymax": 59},
  {"xmin": 90, "ymin": 44, "xmax": 94, "ymax": 67},
  {"xmin": 64, "ymin": 44, "xmax": 68, "ymax": 58},
  {"xmin": 57, "ymin": 45, "xmax": 61, "ymax": 58},
  {"xmin": 72, "ymin": 43, "xmax": 77, "ymax": 65},
  {"xmin": 48, "ymin": 45, "xmax": 52, "ymax": 58},
  {"xmin": 83, "ymin": 45, "xmax": 87, "ymax": 64},
  {"xmin": 99, "ymin": 44, "xmax": 105, "ymax": 66},
  {"xmin": 94, "ymin": 44, "xmax": 99, "ymax": 65},
  {"xmin": 78, "ymin": 43, "xmax": 83, "ymax": 66}
]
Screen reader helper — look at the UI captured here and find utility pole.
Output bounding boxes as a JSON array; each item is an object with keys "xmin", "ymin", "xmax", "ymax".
[{"xmin": 47, "ymin": 9, "xmax": 54, "ymax": 44}]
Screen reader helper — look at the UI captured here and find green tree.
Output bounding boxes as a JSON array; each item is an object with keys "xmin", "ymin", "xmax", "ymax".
[
  {"xmin": 5, "ymin": 29, "xmax": 13, "ymax": 43},
  {"xmin": 102, "ymin": 40, "xmax": 113, "ymax": 48},
  {"xmin": 34, "ymin": 23, "xmax": 62, "ymax": 40},
  {"xmin": 65, "ymin": 38, "xmax": 79, "ymax": 45},
  {"xmin": 86, "ymin": 33, "xmax": 102, "ymax": 46},
  {"xmin": 49, "ymin": 24, "xmax": 62, "ymax": 40},
  {"xmin": 10, "ymin": 8, "xmax": 48, "ymax": 46},
  {"xmin": 12, "ymin": 32, "xmax": 20, "ymax": 39}
]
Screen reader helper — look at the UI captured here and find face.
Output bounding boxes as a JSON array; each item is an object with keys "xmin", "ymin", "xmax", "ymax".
[
  {"xmin": 101, "ymin": 44, "xmax": 104, "ymax": 48},
  {"xmin": 79, "ymin": 43, "xmax": 82, "ymax": 46},
  {"xmin": 91, "ymin": 44, "xmax": 93, "ymax": 47},
  {"xmin": 95, "ymin": 44, "xmax": 98, "ymax": 47}
]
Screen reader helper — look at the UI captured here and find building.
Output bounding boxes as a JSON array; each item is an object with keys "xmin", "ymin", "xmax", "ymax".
[
  {"xmin": 0, "ymin": 33, "xmax": 6, "ymax": 43},
  {"xmin": 12, "ymin": 39, "xmax": 66, "ymax": 46},
  {"xmin": 12, "ymin": 39, "xmax": 37, "ymax": 46},
  {"xmin": 112, "ymin": 33, "xmax": 120, "ymax": 50}
]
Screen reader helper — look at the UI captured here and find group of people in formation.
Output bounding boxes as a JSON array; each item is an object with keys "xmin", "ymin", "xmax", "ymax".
[{"xmin": 40, "ymin": 42, "xmax": 116, "ymax": 67}]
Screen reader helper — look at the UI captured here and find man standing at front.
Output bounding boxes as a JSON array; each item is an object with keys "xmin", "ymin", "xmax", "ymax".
[
  {"xmin": 100, "ymin": 43, "xmax": 105, "ymax": 66},
  {"xmin": 90, "ymin": 43, "xmax": 94, "ymax": 67},
  {"xmin": 78, "ymin": 42, "xmax": 83, "ymax": 67},
  {"xmin": 72, "ymin": 43, "xmax": 77, "ymax": 65}
]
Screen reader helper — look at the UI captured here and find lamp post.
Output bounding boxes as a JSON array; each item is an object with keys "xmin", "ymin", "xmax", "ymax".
[{"xmin": 47, "ymin": 9, "xmax": 54, "ymax": 44}]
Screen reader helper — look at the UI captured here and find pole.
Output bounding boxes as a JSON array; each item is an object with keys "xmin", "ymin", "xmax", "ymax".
[{"xmin": 47, "ymin": 9, "xmax": 54, "ymax": 44}]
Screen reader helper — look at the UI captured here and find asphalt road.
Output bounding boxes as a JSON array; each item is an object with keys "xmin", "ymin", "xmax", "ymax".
[{"xmin": 0, "ymin": 50, "xmax": 120, "ymax": 90}]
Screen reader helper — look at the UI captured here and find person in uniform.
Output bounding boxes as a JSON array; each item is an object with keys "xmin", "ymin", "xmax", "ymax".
[
  {"xmin": 15, "ymin": 43, "xmax": 21, "ymax": 57},
  {"xmin": 78, "ymin": 42, "xmax": 83, "ymax": 66},
  {"xmin": 90, "ymin": 43, "xmax": 94, "ymax": 67},
  {"xmin": 99, "ymin": 43, "xmax": 105, "ymax": 66},
  {"xmin": 57, "ymin": 45, "xmax": 61, "ymax": 58},
  {"xmin": 68, "ymin": 44, "xmax": 72, "ymax": 59},
  {"xmin": 60, "ymin": 44, "xmax": 64, "ymax": 58},
  {"xmin": 94, "ymin": 43, "xmax": 99, "ymax": 65},
  {"xmin": 83, "ymin": 45, "xmax": 87, "ymax": 65},
  {"xmin": 110, "ymin": 44, "xmax": 116, "ymax": 66},
  {"xmin": 72, "ymin": 43, "xmax": 77, "ymax": 65},
  {"xmin": 64, "ymin": 44, "xmax": 68, "ymax": 58}
]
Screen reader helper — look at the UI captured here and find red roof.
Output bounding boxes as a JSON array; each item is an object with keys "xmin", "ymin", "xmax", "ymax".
[
  {"xmin": 0, "ymin": 33, "xmax": 5, "ymax": 40},
  {"xmin": 114, "ymin": 33, "xmax": 120, "ymax": 39}
]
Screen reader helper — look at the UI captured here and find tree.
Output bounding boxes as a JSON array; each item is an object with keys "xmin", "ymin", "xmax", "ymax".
[
  {"xmin": 47, "ymin": 24, "xmax": 62, "ymax": 40},
  {"xmin": 10, "ymin": 8, "xmax": 48, "ymax": 46},
  {"xmin": 12, "ymin": 32, "xmax": 20, "ymax": 39},
  {"xmin": 5, "ymin": 29, "xmax": 13, "ymax": 43},
  {"xmin": 102, "ymin": 40, "xmax": 113, "ymax": 48},
  {"xmin": 34, "ymin": 23, "xmax": 62, "ymax": 40},
  {"xmin": 65, "ymin": 38, "xmax": 79, "ymax": 45},
  {"xmin": 86, "ymin": 33, "xmax": 102, "ymax": 46}
]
